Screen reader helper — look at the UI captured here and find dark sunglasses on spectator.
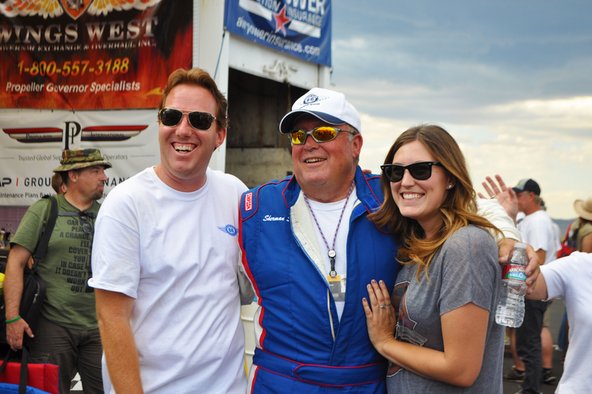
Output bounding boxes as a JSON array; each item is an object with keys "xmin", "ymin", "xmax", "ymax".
[
  {"xmin": 158, "ymin": 108, "xmax": 217, "ymax": 130},
  {"xmin": 381, "ymin": 161, "xmax": 443, "ymax": 182},
  {"xmin": 290, "ymin": 126, "xmax": 356, "ymax": 145}
]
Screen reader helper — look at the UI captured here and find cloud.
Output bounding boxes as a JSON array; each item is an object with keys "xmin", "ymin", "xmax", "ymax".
[
  {"xmin": 356, "ymin": 109, "xmax": 592, "ymax": 219},
  {"xmin": 333, "ymin": 1, "xmax": 592, "ymax": 218},
  {"xmin": 488, "ymin": 96, "xmax": 592, "ymax": 130},
  {"xmin": 333, "ymin": 37, "xmax": 367, "ymax": 50}
]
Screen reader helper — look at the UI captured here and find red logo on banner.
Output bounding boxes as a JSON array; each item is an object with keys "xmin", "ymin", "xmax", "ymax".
[
  {"xmin": 59, "ymin": 0, "xmax": 93, "ymax": 20},
  {"xmin": 0, "ymin": 0, "xmax": 159, "ymax": 20},
  {"xmin": 273, "ymin": 5, "xmax": 291, "ymax": 36}
]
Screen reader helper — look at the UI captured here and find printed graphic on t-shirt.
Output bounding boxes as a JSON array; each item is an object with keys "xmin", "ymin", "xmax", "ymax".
[
  {"xmin": 393, "ymin": 281, "xmax": 428, "ymax": 346},
  {"xmin": 218, "ymin": 224, "xmax": 238, "ymax": 236},
  {"xmin": 387, "ymin": 281, "xmax": 428, "ymax": 376},
  {"xmin": 54, "ymin": 214, "xmax": 93, "ymax": 293}
]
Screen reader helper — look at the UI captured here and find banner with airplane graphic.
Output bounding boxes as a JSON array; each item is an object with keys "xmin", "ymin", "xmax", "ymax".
[
  {"xmin": 0, "ymin": 109, "xmax": 159, "ymax": 205},
  {"xmin": 0, "ymin": 0, "xmax": 192, "ymax": 110},
  {"xmin": 224, "ymin": 0, "xmax": 331, "ymax": 66}
]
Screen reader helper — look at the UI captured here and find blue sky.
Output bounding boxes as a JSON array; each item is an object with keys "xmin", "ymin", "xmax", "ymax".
[{"xmin": 330, "ymin": 1, "xmax": 592, "ymax": 219}]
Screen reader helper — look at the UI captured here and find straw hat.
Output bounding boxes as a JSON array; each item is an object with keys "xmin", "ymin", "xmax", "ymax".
[{"xmin": 574, "ymin": 197, "xmax": 592, "ymax": 221}]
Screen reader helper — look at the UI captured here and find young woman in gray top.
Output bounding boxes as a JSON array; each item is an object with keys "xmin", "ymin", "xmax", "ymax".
[{"xmin": 363, "ymin": 124, "xmax": 505, "ymax": 393}]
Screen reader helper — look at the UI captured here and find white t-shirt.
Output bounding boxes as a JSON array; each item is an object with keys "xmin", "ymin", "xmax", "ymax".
[
  {"xmin": 90, "ymin": 167, "xmax": 247, "ymax": 394},
  {"xmin": 301, "ymin": 196, "xmax": 517, "ymax": 320},
  {"xmin": 305, "ymin": 191, "xmax": 357, "ymax": 319},
  {"xmin": 541, "ymin": 252, "xmax": 592, "ymax": 393},
  {"xmin": 518, "ymin": 210, "xmax": 559, "ymax": 264}
]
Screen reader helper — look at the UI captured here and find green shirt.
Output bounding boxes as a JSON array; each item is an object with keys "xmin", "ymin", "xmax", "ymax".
[{"xmin": 12, "ymin": 194, "xmax": 99, "ymax": 329}]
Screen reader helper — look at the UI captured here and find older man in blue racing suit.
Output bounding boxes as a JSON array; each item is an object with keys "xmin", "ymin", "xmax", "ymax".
[{"xmin": 239, "ymin": 88, "xmax": 399, "ymax": 393}]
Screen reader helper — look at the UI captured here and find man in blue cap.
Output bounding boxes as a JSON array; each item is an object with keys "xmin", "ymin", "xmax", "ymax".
[{"xmin": 510, "ymin": 178, "xmax": 559, "ymax": 393}]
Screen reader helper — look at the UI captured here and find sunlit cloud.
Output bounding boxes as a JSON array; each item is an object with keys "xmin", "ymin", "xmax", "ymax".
[
  {"xmin": 334, "ymin": 1, "xmax": 592, "ymax": 218},
  {"xmin": 356, "ymin": 109, "xmax": 592, "ymax": 219},
  {"xmin": 333, "ymin": 37, "xmax": 367, "ymax": 50}
]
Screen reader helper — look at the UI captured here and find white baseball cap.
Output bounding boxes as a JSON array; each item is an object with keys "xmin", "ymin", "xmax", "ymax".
[{"xmin": 279, "ymin": 87, "xmax": 361, "ymax": 133}]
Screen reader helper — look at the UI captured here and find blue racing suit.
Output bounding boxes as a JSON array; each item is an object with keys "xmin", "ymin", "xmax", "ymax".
[{"xmin": 239, "ymin": 167, "xmax": 400, "ymax": 393}]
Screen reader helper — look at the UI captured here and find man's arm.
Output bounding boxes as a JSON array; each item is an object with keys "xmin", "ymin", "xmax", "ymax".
[
  {"xmin": 534, "ymin": 249, "xmax": 546, "ymax": 266},
  {"xmin": 477, "ymin": 198, "xmax": 521, "ymax": 242},
  {"xmin": 477, "ymin": 174, "xmax": 540, "ymax": 288},
  {"xmin": 581, "ymin": 233, "xmax": 592, "ymax": 253},
  {"xmin": 237, "ymin": 249, "xmax": 255, "ymax": 305},
  {"xmin": 4, "ymin": 244, "xmax": 34, "ymax": 349},
  {"xmin": 95, "ymin": 289, "xmax": 143, "ymax": 394},
  {"xmin": 497, "ymin": 239, "xmax": 541, "ymax": 292},
  {"xmin": 526, "ymin": 269, "xmax": 549, "ymax": 300},
  {"xmin": 477, "ymin": 198, "xmax": 540, "ymax": 287}
]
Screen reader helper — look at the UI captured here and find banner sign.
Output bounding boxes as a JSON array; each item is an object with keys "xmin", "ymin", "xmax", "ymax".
[
  {"xmin": 0, "ymin": 109, "xmax": 159, "ymax": 206},
  {"xmin": 224, "ymin": 0, "xmax": 331, "ymax": 66},
  {"xmin": 0, "ymin": 0, "xmax": 192, "ymax": 110}
]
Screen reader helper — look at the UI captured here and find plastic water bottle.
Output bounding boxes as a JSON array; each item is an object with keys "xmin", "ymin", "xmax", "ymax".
[{"xmin": 495, "ymin": 242, "xmax": 528, "ymax": 327}]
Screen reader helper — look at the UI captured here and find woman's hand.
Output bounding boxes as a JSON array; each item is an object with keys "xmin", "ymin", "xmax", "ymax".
[{"xmin": 362, "ymin": 279, "xmax": 396, "ymax": 353}]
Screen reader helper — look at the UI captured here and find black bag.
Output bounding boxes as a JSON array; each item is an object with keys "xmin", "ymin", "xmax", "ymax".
[
  {"xmin": 0, "ymin": 271, "xmax": 46, "ymax": 347},
  {"xmin": 1, "ymin": 196, "xmax": 56, "ymax": 345},
  {"xmin": 16, "ymin": 270, "xmax": 46, "ymax": 339}
]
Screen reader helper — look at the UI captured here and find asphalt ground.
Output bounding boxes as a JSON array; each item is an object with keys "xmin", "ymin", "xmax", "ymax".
[{"xmin": 502, "ymin": 299, "xmax": 565, "ymax": 394}]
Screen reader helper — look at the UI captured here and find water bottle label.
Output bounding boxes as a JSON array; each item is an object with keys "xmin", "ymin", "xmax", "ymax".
[{"xmin": 501, "ymin": 264, "xmax": 526, "ymax": 281}]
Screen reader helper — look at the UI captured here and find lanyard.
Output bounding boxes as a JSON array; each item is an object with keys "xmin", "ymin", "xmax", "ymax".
[{"xmin": 303, "ymin": 183, "xmax": 355, "ymax": 277}]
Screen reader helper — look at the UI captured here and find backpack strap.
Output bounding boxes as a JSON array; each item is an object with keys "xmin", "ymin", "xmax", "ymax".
[
  {"xmin": 18, "ymin": 346, "xmax": 29, "ymax": 394},
  {"xmin": 31, "ymin": 195, "xmax": 58, "ymax": 269}
]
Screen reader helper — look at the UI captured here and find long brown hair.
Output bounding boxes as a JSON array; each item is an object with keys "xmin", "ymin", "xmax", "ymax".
[{"xmin": 370, "ymin": 124, "xmax": 500, "ymax": 279}]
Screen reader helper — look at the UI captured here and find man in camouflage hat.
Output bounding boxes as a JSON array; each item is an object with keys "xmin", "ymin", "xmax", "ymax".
[
  {"xmin": 5, "ymin": 148, "xmax": 111, "ymax": 394},
  {"xmin": 53, "ymin": 148, "xmax": 112, "ymax": 172}
]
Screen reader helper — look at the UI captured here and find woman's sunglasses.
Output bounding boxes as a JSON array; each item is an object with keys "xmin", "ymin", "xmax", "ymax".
[
  {"xmin": 290, "ymin": 126, "xmax": 356, "ymax": 145},
  {"xmin": 381, "ymin": 161, "xmax": 443, "ymax": 182},
  {"xmin": 158, "ymin": 108, "xmax": 217, "ymax": 130}
]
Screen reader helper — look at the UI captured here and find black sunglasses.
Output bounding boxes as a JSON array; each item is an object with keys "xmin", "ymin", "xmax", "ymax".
[
  {"xmin": 78, "ymin": 212, "xmax": 94, "ymax": 235},
  {"xmin": 381, "ymin": 161, "xmax": 443, "ymax": 182},
  {"xmin": 289, "ymin": 126, "xmax": 356, "ymax": 145},
  {"xmin": 158, "ymin": 108, "xmax": 217, "ymax": 130}
]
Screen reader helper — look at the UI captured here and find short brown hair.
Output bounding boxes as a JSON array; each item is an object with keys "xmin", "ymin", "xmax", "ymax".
[
  {"xmin": 159, "ymin": 68, "xmax": 228, "ymax": 129},
  {"xmin": 51, "ymin": 173, "xmax": 64, "ymax": 194}
]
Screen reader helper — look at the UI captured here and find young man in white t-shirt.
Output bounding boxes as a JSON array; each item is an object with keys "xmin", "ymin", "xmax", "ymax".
[
  {"xmin": 527, "ymin": 252, "xmax": 592, "ymax": 393},
  {"xmin": 512, "ymin": 178, "xmax": 559, "ymax": 393},
  {"xmin": 89, "ymin": 68, "xmax": 252, "ymax": 393}
]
